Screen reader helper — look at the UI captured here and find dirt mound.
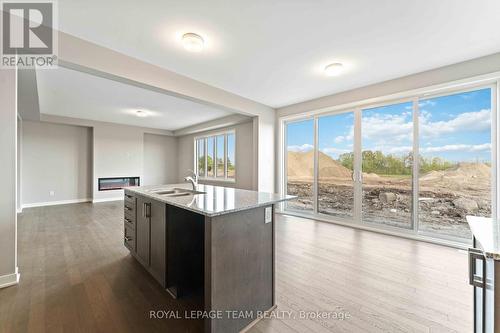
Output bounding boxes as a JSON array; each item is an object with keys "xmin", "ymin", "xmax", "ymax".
[
  {"xmin": 448, "ymin": 162, "xmax": 490, "ymax": 178},
  {"xmin": 420, "ymin": 162, "xmax": 490, "ymax": 181},
  {"xmin": 287, "ymin": 151, "xmax": 352, "ymax": 180},
  {"xmin": 420, "ymin": 162, "xmax": 491, "ymax": 194}
]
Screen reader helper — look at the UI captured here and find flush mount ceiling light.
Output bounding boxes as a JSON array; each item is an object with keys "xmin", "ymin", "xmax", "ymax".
[
  {"xmin": 182, "ymin": 33, "xmax": 204, "ymax": 52},
  {"xmin": 135, "ymin": 110, "xmax": 147, "ymax": 117},
  {"xmin": 324, "ymin": 62, "xmax": 344, "ymax": 76}
]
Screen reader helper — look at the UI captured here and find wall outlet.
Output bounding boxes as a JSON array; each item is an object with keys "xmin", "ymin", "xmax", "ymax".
[
  {"xmin": 265, "ymin": 207, "xmax": 272, "ymax": 223},
  {"xmin": 49, "ymin": 191, "xmax": 55, "ymax": 197}
]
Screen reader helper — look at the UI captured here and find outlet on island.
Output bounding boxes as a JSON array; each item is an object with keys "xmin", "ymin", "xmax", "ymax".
[{"xmin": 265, "ymin": 206, "xmax": 272, "ymax": 223}]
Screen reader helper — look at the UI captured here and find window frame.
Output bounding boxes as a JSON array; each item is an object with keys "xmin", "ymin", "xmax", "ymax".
[
  {"xmin": 278, "ymin": 78, "xmax": 498, "ymax": 248},
  {"xmin": 194, "ymin": 129, "xmax": 236, "ymax": 182}
]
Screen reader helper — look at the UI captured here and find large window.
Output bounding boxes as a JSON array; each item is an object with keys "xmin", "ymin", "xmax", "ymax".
[
  {"xmin": 195, "ymin": 131, "xmax": 236, "ymax": 180},
  {"xmin": 282, "ymin": 85, "xmax": 495, "ymax": 243},
  {"xmin": 361, "ymin": 102, "xmax": 413, "ymax": 229},
  {"xmin": 285, "ymin": 119, "xmax": 314, "ymax": 211},
  {"xmin": 418, "ymin": 88, "xmax": 492, "ymax": 239},
  {"xmin": 318, "ymin": 112, "xmax": 355, "ymax": 218}
]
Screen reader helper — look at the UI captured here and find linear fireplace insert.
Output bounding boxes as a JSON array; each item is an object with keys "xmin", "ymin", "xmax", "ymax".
[{"xmin": 98, "ymin": 177, "xmax": 140, "ymax": 191}]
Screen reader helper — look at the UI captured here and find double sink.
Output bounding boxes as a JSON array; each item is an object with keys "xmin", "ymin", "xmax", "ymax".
[{"xmin": 146, "ymin": 187, "xmax": 206, "ymax": 197}]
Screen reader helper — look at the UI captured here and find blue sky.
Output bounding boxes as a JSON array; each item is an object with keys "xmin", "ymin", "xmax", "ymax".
[
  {"xmin": 287, "ymin": 88, "xmax": 492, "ymax": 162},
  {"xmin": 227, "ymin": 133, "xmax": 235, "ymax": 164}
]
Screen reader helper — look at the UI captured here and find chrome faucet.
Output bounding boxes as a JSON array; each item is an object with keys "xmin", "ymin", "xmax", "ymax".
[{"xmin": 184, "ymin": 169, "xmax": 198, "ymax": 190}]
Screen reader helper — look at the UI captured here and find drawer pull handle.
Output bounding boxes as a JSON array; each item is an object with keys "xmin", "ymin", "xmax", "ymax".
[
  {"xmin": 468, "ymin": 248, "xmax": 486, "ymax": 288},
  {"xmin": 125, "ymin": 194, "xmax": 132, "ymax": 199},
  {"xmin": 124, "ymin": 236, "xmax": 132, "ymax": 242},
  {"xmin": 124, "ymin": 217, "xmax": 132, "ymax": 224},
  {"xmin": 125, "ymin": 205, "xmax": 132, "ymax": 211}
]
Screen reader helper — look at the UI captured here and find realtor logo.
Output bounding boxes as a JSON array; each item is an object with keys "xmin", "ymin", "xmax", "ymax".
[{"xmin": 1, "ymin": 1, "xmax": 57, "ymax": 68}]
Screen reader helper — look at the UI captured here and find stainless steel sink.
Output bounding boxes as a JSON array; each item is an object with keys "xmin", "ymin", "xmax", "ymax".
[
  {"xmin": 147, "ymin": 187, "xmax": 206, "ymax": 197},
  {"xmin": 172, "ymin": 188, "xmax": 206, "ymax": 195}
]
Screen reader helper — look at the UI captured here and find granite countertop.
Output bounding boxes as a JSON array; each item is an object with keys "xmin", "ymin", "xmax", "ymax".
[
  {"xmin": 125, "ymin": 183, "xmax": 295, "ymax": 217},
  {"xmin": 467, "ymin": 216, "xmax": 500, "ymax": 260}
]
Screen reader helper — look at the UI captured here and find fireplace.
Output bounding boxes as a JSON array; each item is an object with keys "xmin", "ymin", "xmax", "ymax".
[{"xmin": 98, "ymin": 177, "xmax": 140, "ymax": 191}]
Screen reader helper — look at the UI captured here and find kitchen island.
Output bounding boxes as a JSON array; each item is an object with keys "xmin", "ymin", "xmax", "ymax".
[{"xmin": 123, "ymin": 183, "xmax": 293, "ymax": 333}]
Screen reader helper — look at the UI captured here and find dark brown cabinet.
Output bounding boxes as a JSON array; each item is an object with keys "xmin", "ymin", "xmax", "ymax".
[
  {"xmin": 123, "ymin": 194, "xmax": 136, "ymax": 252},
  {"xmin": 126, "ymin": 191, "xmax": 167, "ymax": 288},
  {"xmin": 149, "ymin": 199, "xmax": 166, "ymax": 284},
  {"xmin": 136, "ymin": 195, "xmax": 151, "ymax": 266},
  {"xmin": 123, "ymin": 188, "xmax": 281, "ymax": 333}
]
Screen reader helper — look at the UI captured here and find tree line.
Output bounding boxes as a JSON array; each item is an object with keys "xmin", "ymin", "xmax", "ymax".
[
  {"xmin": 198, "ymin": 156, "xmax": 234, "ymax": 173},
  {"xmin": 338, "ymin": 151, "xmax": 455, "ymax": 175}
]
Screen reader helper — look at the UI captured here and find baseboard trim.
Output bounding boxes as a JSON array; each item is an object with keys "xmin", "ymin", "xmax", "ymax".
[
  {"xmin": 22, "ymin": 198, "xmax": 91, "ymax": 209},
  {"xmin": 92, "ymin": 197, "xmax": 123, "ymax": 203},
  {"xmin": 0, "ymin": 267, "xmax": 20, "ymax": 289}
]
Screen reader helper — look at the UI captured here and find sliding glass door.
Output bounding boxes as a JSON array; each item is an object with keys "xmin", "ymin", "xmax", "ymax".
[
  {"xmin": 418, "ymin": 88, "xmax": 492, "ymax": 239},
  {"xmin": 317, "ymin": 112, "xmax": 355, "ymax": 219},
  {"xmin": 285, "ymin": 119, "xmax": 314, "ymax": 212},
  {"xmin": 361, "ymin": 102, "xmax": 414, "ymax": 229},
  {"xmin": 282, "ymin": 85, "xmax": 495, "ymax": 243}
]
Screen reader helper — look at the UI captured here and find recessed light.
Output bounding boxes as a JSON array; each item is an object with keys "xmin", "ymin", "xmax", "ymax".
[
  {"xmin": 182, "ymin": 33, "xmax": 204, "ymax": 52},
  {"xmin": 324, "ymin": 63, "xmax": 344, "ymax": 76},
  {"xmin": 136, "ymin": 110, "xmax": 147, "ymax": 117}
]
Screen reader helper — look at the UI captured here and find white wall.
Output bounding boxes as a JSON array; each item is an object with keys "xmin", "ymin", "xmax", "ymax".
[
  {"xmin": 20, "ymin": 118, "xmax": 179, "ymax": 205},
  {"xmin": 143, "ymin": 133, "xmax": 178, "ymax": 185},
  {"xmin": 22, "ymin": 121, "xmax": 92, "ymax": 206},
  {"xmin": 92, "ymin": 123, "xmax": 144, "ymax": 201},
  {"xmin": 0, "ymin": 68, "xmax": 18, "ymax": 286},
  {"xmin": 17, "ymin": 117, "xmax": 22, "ymax": 212},
  {"xmin": 177, "ymin": 121, "xmax": 255, "ymax": 190}
]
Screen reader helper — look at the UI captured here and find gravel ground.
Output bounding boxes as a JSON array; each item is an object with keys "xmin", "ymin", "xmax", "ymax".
[{"xmin": 286, "ymin": 181, "xmax": 491, "ymax": 239}]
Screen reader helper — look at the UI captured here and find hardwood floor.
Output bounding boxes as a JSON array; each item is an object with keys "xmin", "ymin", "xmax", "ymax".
[{"xmin": 0, "ymin": 202, "xmax": 472, "ymax": 333}]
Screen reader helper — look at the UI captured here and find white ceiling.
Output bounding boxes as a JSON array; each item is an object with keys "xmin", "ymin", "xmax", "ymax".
[
  {"xmin": 36, "ymin": 67, "xmax": 237, "ymax": 130},
  {"xmin": 56, "ymin": 0, "xmax": 500, "ymax": 108}
]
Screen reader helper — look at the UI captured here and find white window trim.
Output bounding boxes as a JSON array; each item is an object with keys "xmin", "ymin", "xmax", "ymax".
[
  {"xmin": 278, "ymin": 74, "xmax": 500, "ymax": 248},
  {"xmin": 194, "ymin": 129, "xmax": 236, "ymax": 183}
]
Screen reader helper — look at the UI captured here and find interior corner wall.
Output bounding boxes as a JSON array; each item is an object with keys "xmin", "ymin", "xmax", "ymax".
[
  {"xmin": 20, "ymin": 118, "xmax": 178, "ymax": 205},
  {"xmin": 92, "ymin": 123, "xmax": 178, "ymax": 202},
  {"xmin": 176, "ymin": 121, "xmax": 255, "ymax": 190},
  {"xmin": 22, "ymin": 120, "xmax": 92, "ymax": 206},
  {"xmin": 0, "ymin": 68, "xmax": 18, "ymax": 281},
  {"xmin": 92, "ymin": 123, "xmax": 144, "ymax": 201},
  {"xmin": 143, "ymin": 133, "xmax": 178, "ymax": 186}
]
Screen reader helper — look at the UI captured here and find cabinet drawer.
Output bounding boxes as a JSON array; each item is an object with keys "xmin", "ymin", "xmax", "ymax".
[
  {"xmin": 124, "ymin": 225, "xmax": 135, "ymax": 251},
  {"xmin": 124, "ymin": 192, "xmax": 135, "ymax": 204},
  {"xmin": 124, "ymin": 201, "xmax": 136, "ymax": 216},
  {"xmin": 124, "ymin": 208, "xmax": 136, "ymax": 222},
  {"xmin": 124, "ymin": 215, "xmax": 135, "ymax": 230}
]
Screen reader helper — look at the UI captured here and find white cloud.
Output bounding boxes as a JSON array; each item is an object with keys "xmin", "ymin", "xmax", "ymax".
[
  {"xmin": 288, "ymin": 144, "xmax": 313, "ymax": 153},
  {"xmin": 361, "ymin": 113, "xmax": 413, "ymax": 145},
  {"xmin": 386, "ymin": 146, "xmax": 412, "ymax": 154},
  {"xmin": 420, "ymin": 109, "xmax": 491, "ymax": 138},
  {"xmin": 321, "ymin": 147, "xmax": 350, "ymax": 155},
  {"xmin": 421, "ymin": 143, "xmax": 491, "ymax": 153},
  {"xmin": 290, "ymin": 109, "xmax": 491, "ymax": 157},
  {"xmin": 333, "ymin": 136, "xmax": 345, "ymax": 144},
  {"xmin": 360, "ymin": 109, "xmax": 491, "ymax": 154}
]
